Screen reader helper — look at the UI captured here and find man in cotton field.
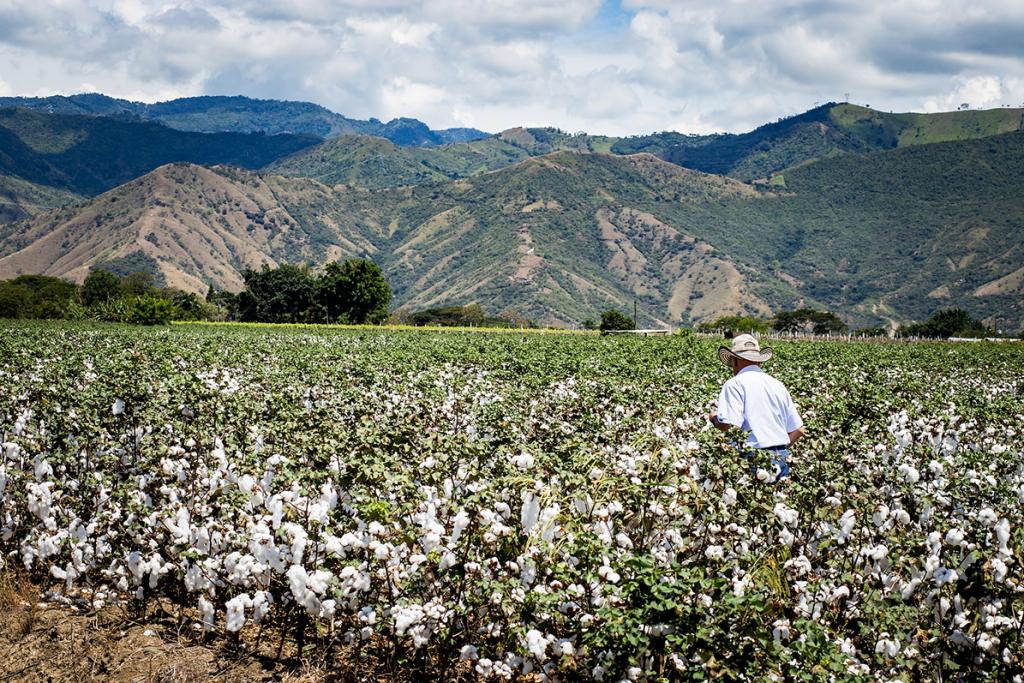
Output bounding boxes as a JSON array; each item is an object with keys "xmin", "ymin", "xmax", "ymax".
[{"xmin": 708, "ymin": 334, "xmax": 806, "ymax": 482}]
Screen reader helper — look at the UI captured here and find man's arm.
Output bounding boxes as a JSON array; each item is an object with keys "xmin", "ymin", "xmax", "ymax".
[
  {"xmin": 711, "ymin": 383, "xmax": 744, "ymax": 433},
  {"xmin": 786, "ymin": 402, "xmax": 805, "ymax": 445}
]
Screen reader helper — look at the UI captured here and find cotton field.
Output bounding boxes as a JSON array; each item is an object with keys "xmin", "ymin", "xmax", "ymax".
[{"xmin": 1, "ymin": 322, "xmax": 1022, "ymax": 681}]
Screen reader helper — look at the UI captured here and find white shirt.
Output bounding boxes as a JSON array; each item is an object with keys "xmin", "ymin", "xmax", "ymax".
[{"xmin": 717, "ymin": 365, "xmax": 803, "ymax": 449}]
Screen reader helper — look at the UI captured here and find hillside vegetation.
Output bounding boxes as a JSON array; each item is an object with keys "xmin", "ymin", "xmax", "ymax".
[
  {"xmin": 0, "ymin": 174, "xmax": 81, "ymax": 224},
  {"xmin": 268, "ymin": 127, "xmax": 625, "ymax": 187},
  {"xmin": 750, "ymin": 130, "xmax": 1024, "ymax": 331}
]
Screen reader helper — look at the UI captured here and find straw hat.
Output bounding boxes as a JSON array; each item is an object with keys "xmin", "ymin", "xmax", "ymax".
[{"xmin": 718, "ymin": 333, "xmax": 773, "ymax": 366}]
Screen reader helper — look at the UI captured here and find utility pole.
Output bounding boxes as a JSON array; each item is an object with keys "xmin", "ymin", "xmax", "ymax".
[{"xmin": 633, "ymin": 299, "xmax": 638, "ymax": 329}]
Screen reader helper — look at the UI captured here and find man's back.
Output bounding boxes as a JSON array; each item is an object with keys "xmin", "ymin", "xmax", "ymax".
[{"xmin": 717, "ymin": 365, "xmax": 802, "ymax": 448}]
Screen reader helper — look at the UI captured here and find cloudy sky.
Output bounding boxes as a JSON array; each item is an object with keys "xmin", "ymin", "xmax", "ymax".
[{"xmin": 1, "ymin": 0, "xmax": 1023, "ymax": 135}]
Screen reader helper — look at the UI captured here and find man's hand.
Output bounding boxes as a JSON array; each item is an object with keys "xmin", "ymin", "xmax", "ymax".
[{"xmin": 708, "ymin": 410, "xmax": 730, "ymax": 432}]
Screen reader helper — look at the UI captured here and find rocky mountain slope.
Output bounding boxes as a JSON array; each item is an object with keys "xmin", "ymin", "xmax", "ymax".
[{"xmin": 0, "ymin": 155, "xmax": 788, "ymax": 326}]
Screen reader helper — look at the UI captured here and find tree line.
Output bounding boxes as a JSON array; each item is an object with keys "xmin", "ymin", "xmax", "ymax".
[
  {"xmin": 695, "ymin": 307, "xmax": 999, "ymax": 339},
  {"xmin": 1, "ymin": 268, "xmax": 1003, "ymax": 338},
  {"xmin": 0, "ymin": 270, "xmax": 207, "ymax": 324},
  {"xmin": 593, "ymin": 306, "xmax": 1001, "ymax": 339},
  {"xmin": 0, "ymin": 258, "xmax": 393, "ymax": 326}
]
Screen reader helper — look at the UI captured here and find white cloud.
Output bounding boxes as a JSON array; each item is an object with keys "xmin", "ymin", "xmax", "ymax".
[
  {"xmin": 379, "ymin": 77, "xmax": 447, "ymax": 121},
  {"xmin": 346, "ymin": 16, "xmax": 439, "ymax": 48},
  {"xmin": 0, "ymin": 0, "xmax": 1023, "ymax": 134},
  {"xmin": 923, "ymin": 75, "xmax": 1005, "ymax": 112}
]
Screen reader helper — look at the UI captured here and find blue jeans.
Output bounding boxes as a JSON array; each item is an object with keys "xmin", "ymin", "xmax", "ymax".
[{"xmin": 743, "ymin": 447, "xmax": 790, "ymax": 483}]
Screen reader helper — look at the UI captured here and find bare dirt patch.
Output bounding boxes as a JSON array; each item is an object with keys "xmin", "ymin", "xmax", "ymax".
[
  {"xmin": 974, "ymin": 265, "xmax": 1024, "ymax": 297},
  {"xmin": 0, "ymin": 572, "xmax": 437, "ymax": 683}
]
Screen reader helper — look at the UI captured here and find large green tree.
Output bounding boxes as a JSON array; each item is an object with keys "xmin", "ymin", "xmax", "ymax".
[
  {"xmin": 317, "ymin": 258, "xmax": 391, "ymax": 324},
  {"xmin": 238, "ymin": 264, "xmax": 318, "ymax": 323},
  {"xmin": 599, "ymin": 308, "xmax": 635, "ymax": 333},
  {"xmin": 772, "ymin": 309, "xmax": 848, "ymax": 335},
  {"xmin": 899, "ymin": 308, "xmax": 989, "ymax": 338},
  {"xmin": 81, "ymin": 269, "xmax": 121, "ymax": 306}
]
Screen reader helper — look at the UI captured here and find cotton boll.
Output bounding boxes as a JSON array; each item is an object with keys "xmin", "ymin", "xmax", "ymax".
[
  {"xmin": 520, "ymin": 492, "xmax": 540, "ymax": 533},
  {"xmin": 991, "ymin": 557, "xmax": 1008, "ymax": 582},
  {"xmin": 835, "ymin": 509, "xmax": 856, "ymax": 543},
  {"xmin": 475, "ymin": 659, "xmax": 494, "ymax": 676},
  {"xmin": 772, "ymin": 619, "xmax": 791, "ymax": 643},
  {"xmin": 251, "ymin": 591, "xmax": 272, "ymax": 623},
  {"xmin": 977, "ymin": 633, "xmax": 999, "ymax": 652},
  {"xmin": 524, "ymin": 629, "xmax": 548, "ymax": 660},
  {"xmin": 977, "ymin": 508, "xmax": 998, "ymax": 528},
  {"xmin": 875, "ymin": 637, "xmax": 899, "ymax": 658},
  {"xmin": 828, "ymin": 585, "xmax": 851, "ymax": 604},
  {"xmin": 225, "ymin": 593, "xmax": 252, "ymax": 633},
  {"xmin": 773, "ymin": 503, "xmax": 799, "ymax": 527},
  {"xmin": 899, "ymin": 464, "xmax": 920, "ymax": 484},
  {"xmin": 721, "ymin": 488, "xmax": 737, "ymax": 507},
  {"xmin": 891, "ymin": 508, "xmax": 911, "ymax": 525},
  {"xmin": 994, "ymin": 518, "xmax": 1011, "ymax": 555},
  {"xmin": 872, "ymin": 505, "xmax": 890, "ymax": 527},
  {"xmin": 511, "ymin": 452, "xmax": 535, "ymax": 470},
  {"xmin": 945, "ymin": 528, "xmax": 966, "ymax": 547},
  {"xmin": 112, "ymin": 399, "xmax": 125, "ymax": 415},
  {"xmin": 198, "ymin": 596, "xmax": 215, "ymax": 631},
  {"xmin": 449, "ymin": 509, "xmax": 471, "ymax": 544}
]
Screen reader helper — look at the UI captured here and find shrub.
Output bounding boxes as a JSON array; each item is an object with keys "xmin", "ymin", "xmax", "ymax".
[{"xmin": 128, "ymin": 295, "xmax": 176, "ymax": 325}]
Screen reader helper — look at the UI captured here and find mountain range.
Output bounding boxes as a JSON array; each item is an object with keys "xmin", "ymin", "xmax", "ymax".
[
  {"xmin": 0, "ymin": 95, "xmax": 1021, "ymax": 330},
  {"xmin": 0, "ymin": 94, "xmax": 488, "ymax": 146}
]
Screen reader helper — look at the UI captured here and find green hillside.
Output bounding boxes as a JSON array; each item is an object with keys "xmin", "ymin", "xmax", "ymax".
[
  {"xmin": 0, "ymin": 94, "xmax": 489, "ymax": 146},
  {"xmin": 653, "ymin": 103, "xmax": 1024, "ymax": 182},
  {"xmin": 270, "ymin": 127, "xmax": 636, "ymax": 187},
  {"xmin": 830, "ymin": 103, "xmax": 1024, "ymax": 147},
  {"xmin": 0, "ymin": 154, "xmax": 792, "ymax": 326},
  {"xmin": 267, "ymin": 135, "xmax": 535, "ymax": 187},
  {"xmin": 0, "ymin": 107, "xmax": 319, "ymax": 207},
  {"xmin": 736, "ymin": 130, "xmax": 1024, "ymax": 330}
]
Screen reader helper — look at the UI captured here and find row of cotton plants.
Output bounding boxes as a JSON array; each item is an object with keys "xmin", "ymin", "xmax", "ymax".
[{"xmin": 0, "ymin": 321, "xmax": 1022, "ymax": 681}]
